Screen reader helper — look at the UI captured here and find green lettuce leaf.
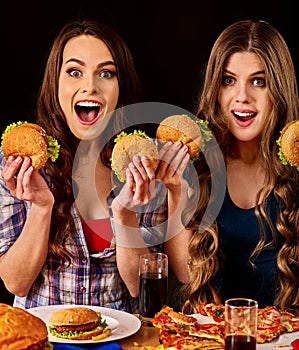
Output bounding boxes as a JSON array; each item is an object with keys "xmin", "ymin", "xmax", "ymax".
[
  {"xmin": 276, "ymin": 136, "xmax": 299, "ymax": 170},
  {"xmin": 190, "ymin": 118, "xmax": 212, "ymax": 163},
  {"xmin": 48, "ymin": 312, "xmax": 107, "ymax": 339}
]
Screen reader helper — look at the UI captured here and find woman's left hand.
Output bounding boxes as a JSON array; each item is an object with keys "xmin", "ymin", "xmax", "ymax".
[
  {"xmin": 113, "ymin": 155, "xmax": 156, "ymax": 213},
  {"xmin": 156, "ymin": 141, "xmax": 190, "ymax": 193},
  {"xmin": 1, "ymin": 156, "xmax": 54, "ymax": 207}
]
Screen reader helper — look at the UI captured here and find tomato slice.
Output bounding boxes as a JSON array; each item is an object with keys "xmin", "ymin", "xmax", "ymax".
[{"xmin": 198, "ymin": 303, "xmax": 208, "ymax": 316}]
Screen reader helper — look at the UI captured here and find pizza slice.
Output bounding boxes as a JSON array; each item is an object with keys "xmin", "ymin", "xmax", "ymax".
[
  {"xmin": 256, "ymin": 305, "xmax": 299, "ymax": 343},
  {"xmin": 152, "ymin": 304, "xmax": 299, "ymax": 347},
  {"xmin": 159, "ymin": 330, "xmax": 224, "ymax": 350},
  {"xmin": 197, "ymin": 303, "xmax": 297, "ymax": 344},
  {"xmin": 152, "ymin": 305, "xmax": 198, "ymax": 334},
  {"xmin": 189, "ymin": 322, "xmax": 225, "ymax": 344},
  {"xmin": 257, "ymin": 323, "xmax": 285, "ymax": 343},
  {"xmin": 198, "ymin": 302, "xmax": 225, "ymax": 324},
  {"xmin": 277, "ymin": 310, "xmax": 299, "ymax": 333},
  {"xmin": 256, "ymin": 305, "xmax": 285, "ymax": 343},
  {"xmin": 152, "ymin": 306, "xmax": 225, "ymax": 349}
]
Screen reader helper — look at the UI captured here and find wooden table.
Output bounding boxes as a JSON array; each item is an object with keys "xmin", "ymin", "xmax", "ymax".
[{"xmin": 118, "ymin": 323, "xmax": 160, "ymax": 349}]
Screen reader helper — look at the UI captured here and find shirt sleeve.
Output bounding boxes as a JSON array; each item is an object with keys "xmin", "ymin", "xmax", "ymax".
[
  {"xmin": 138, "ymin": 180, "xmax": 168, "ymax": 248},
  {"xmin": 0, "ymin": 149, "xmax": 28, "ymax": 256}
]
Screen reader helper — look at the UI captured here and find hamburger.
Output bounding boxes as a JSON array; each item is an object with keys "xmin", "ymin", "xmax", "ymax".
[
  {"xmin": 111, "ymin": 130, "xmax": 160, "ymax": 182},
  {"xmin": 0, "ymin": 303, "xmax": 52, "ymax": 349},
  {"xmin": 277, "ymin": 120, "xmax": 299, "ymax": 169},
  {"xmin": 156, "ymin": 114, "xmax": 212, "ymax": 161},
  {"xmin": 48, "ymin": 306, "xmax": 108, "ymax": 340},
  {"xmin": 1, "ymin": 121, "xmax": 60, "ymax": 169}
]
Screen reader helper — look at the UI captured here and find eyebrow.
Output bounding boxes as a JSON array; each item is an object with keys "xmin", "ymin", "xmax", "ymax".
[
  {"xmin": 65, "ymin": 58, "xmax": 116, "ymax": 68},
  {"xmin": 223, "ymin": 68, "xmax": 265, "ymax": 76}
]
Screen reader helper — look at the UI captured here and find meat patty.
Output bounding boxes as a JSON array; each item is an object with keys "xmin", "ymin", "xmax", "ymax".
[{"xmin": 55, "ymin": 321, "xmax": 98, "ymax": 332}]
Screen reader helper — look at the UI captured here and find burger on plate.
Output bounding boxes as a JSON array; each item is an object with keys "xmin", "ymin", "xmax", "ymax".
[
  {"xmin": 156, "ymin": 114, "xmax": 212, "ymax": 161},
  {"xmin": 277, "ymin": 120, "xmax": 299, "ymax": 170},
  {"xmin": 48, "ymin": 306, "xmax": 108, "ymax": 340},
  {"xmin": 0, "ymin": 303, "xmax": 52, "ymax": 349},
  {"xmin": 1, "ymin": 121, "xmax": 60, "ymax": 169},
  {"xmin": 111, "ymin": 130, "xmax": 160, "ymax": 182}
]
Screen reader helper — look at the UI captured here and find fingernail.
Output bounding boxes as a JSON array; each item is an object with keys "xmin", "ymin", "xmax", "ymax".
[{"xmin": 133, "ymin": 155, "xmax": 141, "ymax": 162}]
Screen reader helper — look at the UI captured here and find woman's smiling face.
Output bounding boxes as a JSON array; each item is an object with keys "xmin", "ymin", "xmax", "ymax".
[
  {"xmin": 218, "ymin": 51, "xmax": 273, "ymax": 143},
  {"xmin": 58, "ymin": 34, "xmax": 119, "ymax": 140}
]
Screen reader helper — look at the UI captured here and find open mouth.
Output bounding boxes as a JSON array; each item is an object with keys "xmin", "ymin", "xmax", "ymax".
[
  {"xmin": 75, "ymin": 101, "xmax": 102, "ymax": 124},
  {"xmin": 233, "ymin": 111, "xmax": 257, "ymax": 122}
]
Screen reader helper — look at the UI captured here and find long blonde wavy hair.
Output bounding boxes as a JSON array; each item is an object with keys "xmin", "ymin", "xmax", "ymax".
[{"xmin": 182, "ymin": 19, "xmax": 299, "ymax": 314}]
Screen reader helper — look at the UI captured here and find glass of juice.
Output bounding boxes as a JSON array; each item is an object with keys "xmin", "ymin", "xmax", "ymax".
[
  {"xmin": 139, "ymin": 252, "xmax": 168, "ymax": 318},
  {"xmin": 225, "ymin": 298, "xmax": 258, "ymax": 350}
]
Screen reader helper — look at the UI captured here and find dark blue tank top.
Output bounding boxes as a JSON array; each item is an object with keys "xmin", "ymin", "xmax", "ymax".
[{"xmin": 215, "ymin": 190, "xmax": 284, "ymax": 307}]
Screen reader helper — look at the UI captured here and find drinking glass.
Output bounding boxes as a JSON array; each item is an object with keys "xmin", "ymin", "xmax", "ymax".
[
  {"xmin": 225, "ymin": 298, "xmax": 258, "ymax": 350},
  {"xmin": 139, "ymin": 252, "xmax": 168, "ymax": 318}
]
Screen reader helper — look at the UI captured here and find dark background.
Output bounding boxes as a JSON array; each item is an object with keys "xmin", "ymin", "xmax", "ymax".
[
  {"xmin": 0, "ymin": 0, "xmax": 297, "ymax": 303},
  {"xmin": 0, "ymin": 0, "xmax": 298, "ymax": 133}
]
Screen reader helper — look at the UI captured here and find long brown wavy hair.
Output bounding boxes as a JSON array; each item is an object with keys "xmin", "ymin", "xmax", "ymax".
[
  {"xmin": 182, "ymin": 20, "xmax": 299, "ymax": 314},
  {"xmin": 35, "ymin": 20, "xmax": 141, "ymax": 265}
]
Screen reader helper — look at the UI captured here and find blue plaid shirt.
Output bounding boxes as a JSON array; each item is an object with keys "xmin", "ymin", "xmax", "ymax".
[{"xmin": 0, "ymin": 149, "xmax": 166, "ymax": 312}]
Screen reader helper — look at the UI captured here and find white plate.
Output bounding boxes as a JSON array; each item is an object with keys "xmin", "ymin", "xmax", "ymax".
[
  {"xmin": 27, "ymin": 304, "xmax": 141, "ymax": 344},
  {"xmin": 192, "ymin": 313, "xmax": 299, "ymax": 349}
]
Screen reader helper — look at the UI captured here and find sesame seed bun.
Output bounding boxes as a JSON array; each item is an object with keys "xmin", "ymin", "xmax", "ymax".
[
  {"xmin": 156, "ymin": 114, "xmax": 202, "ymax": 158},
  {"xmin": 1, "ymin": 123, "xmax": 48, "ymax": 169},
  {"xmin": 50, "ymin": 306, "xmax": 99, "ymax": 326},
  {"xmin": 279, "ymin": 120, "xmax": 299, "ymax": 168},
  {"xmin": 111, "ymin": 132, "xmax": 160, "ymax": 182},
  {"xmin": 0, "ymin": 303, "xmax": 49, "ymax": 349}
]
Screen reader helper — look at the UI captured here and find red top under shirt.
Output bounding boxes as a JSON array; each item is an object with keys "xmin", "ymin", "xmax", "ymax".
[{"xmin": 81, "ymin": 218, "xmax": 113, "ymax": 253}]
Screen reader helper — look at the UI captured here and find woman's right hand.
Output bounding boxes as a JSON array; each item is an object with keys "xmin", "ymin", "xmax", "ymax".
[
  {"xmin": 112, "ymin": 155, "xmax": 156, "ymax": 215},
  {"xmin": 1, "ymin": 156, "xmax": 54, "ymax": 207}
]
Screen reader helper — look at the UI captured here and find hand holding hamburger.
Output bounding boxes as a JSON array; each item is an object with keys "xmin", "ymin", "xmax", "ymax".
[
  {"xmin": 110, "ymin": 115, "xmax": 211, "ymax": 182},
  {"xmin": 1, "ymin": 121, "xmax": 60, "ymax": 169},
  {"xmin": 111, "ymin": 130, "xmax": 160, "ymax": 182}
]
